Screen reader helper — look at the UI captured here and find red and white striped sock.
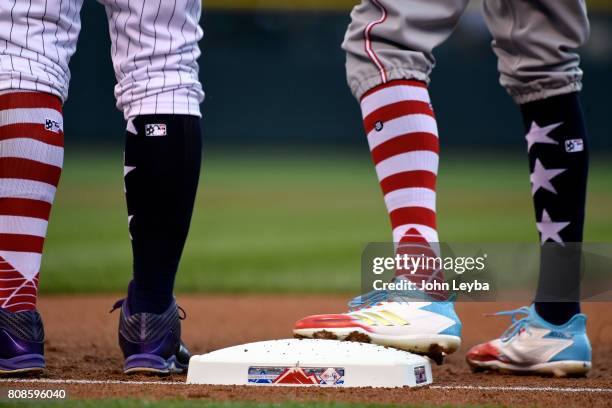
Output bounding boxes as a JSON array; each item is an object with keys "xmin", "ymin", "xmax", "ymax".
[
  {"xmin": 360, "ymin": 80, "xmax": 446, "ymax": 300},
  {"xmin": 0, "ymin": 92, "xmax": 64, "ymax": 312}
]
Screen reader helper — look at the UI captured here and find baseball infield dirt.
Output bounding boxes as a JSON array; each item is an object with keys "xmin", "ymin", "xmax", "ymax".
[{"xmin": 3, "ymin": 295, "xmax": 611, "ymax": 406}]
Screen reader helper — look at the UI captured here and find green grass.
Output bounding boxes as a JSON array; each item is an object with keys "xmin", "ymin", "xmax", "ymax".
[
  {"xmin": 39, "ymin": 149, "xmax": 612, "ymax": 295},
  {"xmin": 1, "ymin": 400, "xmax": 485, "ymax": 408}
]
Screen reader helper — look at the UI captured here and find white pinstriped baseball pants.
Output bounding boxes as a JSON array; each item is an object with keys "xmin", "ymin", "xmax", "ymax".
[
  {"xmin": 0, "ymin": 0, "xmax": 204, "ymax": 118},
  {"xmin": 343, "ymin": 0, "xmax": 590, "ymax": 104}
]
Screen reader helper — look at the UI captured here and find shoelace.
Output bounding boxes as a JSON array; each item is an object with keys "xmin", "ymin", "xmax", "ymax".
[
  {"xmin": 109, "ymin": 299, "xmax": 124, "ymax": 313},
  {"xmin": 348, "ymin": 289, "xmax": 455, "ymax": 311},
  {"xmin": 348, "ymin": 289, "xmax": 393, "ymax": 311},
  {"xmin": 489, "ymin": 306, "xmax": 532, "ymax": 342},
  {"xmin": 109, "ymin": 298, "xmax": 187, "ymax": 320}
]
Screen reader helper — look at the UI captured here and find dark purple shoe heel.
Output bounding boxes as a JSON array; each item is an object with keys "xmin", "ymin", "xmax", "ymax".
[{"xmin": 0, "ymin": 354, "xmax": 45, "ymax": 376}]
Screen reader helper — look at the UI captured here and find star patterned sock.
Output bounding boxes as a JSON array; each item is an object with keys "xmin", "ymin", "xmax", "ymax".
[
  {"xmin": 124, "ymin": 115, "xmax": 202, "ymax": 314},
  {"xmin": 521, "ymin": 92, "xmax": 588, "ymax": 325}
]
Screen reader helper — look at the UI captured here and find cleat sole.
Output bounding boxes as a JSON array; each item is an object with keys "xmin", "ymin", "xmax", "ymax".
[
  {"xmin": 124, "ymin": 354, "xmax": 186, "ymax": 375},
  {"xmin": 0, "ymin": 367, "xmax": 45, "ymax": 377},
  {"xmin": 293, "ymin": 327, "xmax": 460, "ymax": 361},
  {"xmin": 0, "ymin": 354, "xmax": 45, "ymax": 377},
  {"xmin": 466, "ymin": 358, "xmax": 591, "ymax": 377}
]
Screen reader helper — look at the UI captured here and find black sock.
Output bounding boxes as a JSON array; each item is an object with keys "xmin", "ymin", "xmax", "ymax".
[
  {"xmin": 124, "ymin": 115, "xmax": 202, "ymax": 314},
  {"xmin": 520, "ymin": 92, "xmax": 588, "ymax": 325}
]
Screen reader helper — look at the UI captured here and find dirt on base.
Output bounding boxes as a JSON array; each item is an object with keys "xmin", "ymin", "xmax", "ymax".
[
  {"xmin": 3, "ymin": 295, "xmax": 612, "ymax": 407},
  {"xmin": 344, "ymin": 331, "xmax": 372, "ymax": 343},
  {"xmin": 310, "ymin": 330, "xmax": 339, "ymax": 340}
]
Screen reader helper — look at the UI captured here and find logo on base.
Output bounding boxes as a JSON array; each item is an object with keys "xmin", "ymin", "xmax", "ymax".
[
  {"xmin": 248, "ymin": 366, "xmax": 345, "ymax": 385},
  {"xmin": 145, "ymin": 124, "xmax": 167, "ymax": 137}
]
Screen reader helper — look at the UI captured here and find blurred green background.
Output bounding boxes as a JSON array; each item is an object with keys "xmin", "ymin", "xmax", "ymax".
[
  {"xmin": 43, "ymin": 151, "xmax": 612, "ymax": 295},
  {"xmin": 40, "ymin": 1, "xmax": 612, "ymax": 295}
]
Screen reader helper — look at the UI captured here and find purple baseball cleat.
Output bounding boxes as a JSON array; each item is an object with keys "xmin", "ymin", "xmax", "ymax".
[
  {"xmin": 0, "ymin": 309, "xmax": 45, "ymax": 376},
  {"xmin": 112, "ymin": 298, "xmax": 190, "ymax": 375}
]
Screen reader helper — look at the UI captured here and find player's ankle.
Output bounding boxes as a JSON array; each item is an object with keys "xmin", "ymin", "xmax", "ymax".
[{"xmin": 534, "ymin": 301, "xmax": 580, "ymax": 326}]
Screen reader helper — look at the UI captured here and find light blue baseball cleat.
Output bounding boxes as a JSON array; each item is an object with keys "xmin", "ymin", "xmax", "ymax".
[
  {"xmin": 466, "ymin": 305, "xmax": 591, "ymax": 377},
  {"xmin": 294, "ymin": 289, "xmax": 462, "ymax": 365}
]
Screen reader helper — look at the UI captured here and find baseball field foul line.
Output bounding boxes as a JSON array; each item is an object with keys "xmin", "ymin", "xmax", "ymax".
[
  {"xmin": 429, "ymin": 385, "xmax": 612, "ymax": 393},
  {"xmin": 0, "ymin": 378, "xmax": 611, "ymax": 393}
]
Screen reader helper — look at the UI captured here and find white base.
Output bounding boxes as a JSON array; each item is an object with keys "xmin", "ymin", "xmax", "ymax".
[{"xmin": 186, "ymin": 338, "xmax": 432, "ymax": 387}]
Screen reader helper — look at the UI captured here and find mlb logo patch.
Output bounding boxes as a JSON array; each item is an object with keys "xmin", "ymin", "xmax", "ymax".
[
  {"xmin": 145, "ymin": 123, "xmax": 167, "ymax": 137},
  {"xmin": 565, "ymin": 139, "xmax": 584, "ymax": 153},
  {"xmin": 45, "ymin": 118, "xmax": 63, "ymax": 133}
]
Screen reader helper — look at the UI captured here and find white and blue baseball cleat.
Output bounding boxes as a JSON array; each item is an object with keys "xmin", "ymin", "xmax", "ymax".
[
  {"xmin": 293, "ymin": 290, "xmax": 462, "ymax": 364},
  {"xmin": 466, "ymin": 305, "xmax": 591, "ymax": 377}
]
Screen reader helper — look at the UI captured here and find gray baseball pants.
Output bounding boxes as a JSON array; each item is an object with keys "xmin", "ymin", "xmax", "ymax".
[{"xmin": 343, "ymin": 0, "xmax": 590, "ymax": 104}]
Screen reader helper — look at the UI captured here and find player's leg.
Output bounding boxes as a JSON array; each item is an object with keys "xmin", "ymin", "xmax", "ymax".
[
  {"xmin": 101, "ymin": 0, "xmax": 203, "ymax": 374},
  {"xmin": 294, "ymin": 0, "xmax": 468, "ymax": 363},
  {"xmin": 466, "ymin": 0, "xmax": 591, "ymax": 376},
  {"xmin": 0, "ymin": 0, "xmax": 83, "ymax": 375}
]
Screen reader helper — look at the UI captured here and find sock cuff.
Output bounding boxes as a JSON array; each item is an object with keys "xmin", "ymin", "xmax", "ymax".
[
  {"xmin": 361, "ymin": 79, "xmax": 428, "ymax": 101},
  {"xmin": 360, "ymin": 80, "xmax": 431, "ymax": 120},
  {"xmin": 0, "ymin": 91, "xmax": 62, "ymax": 113}
]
